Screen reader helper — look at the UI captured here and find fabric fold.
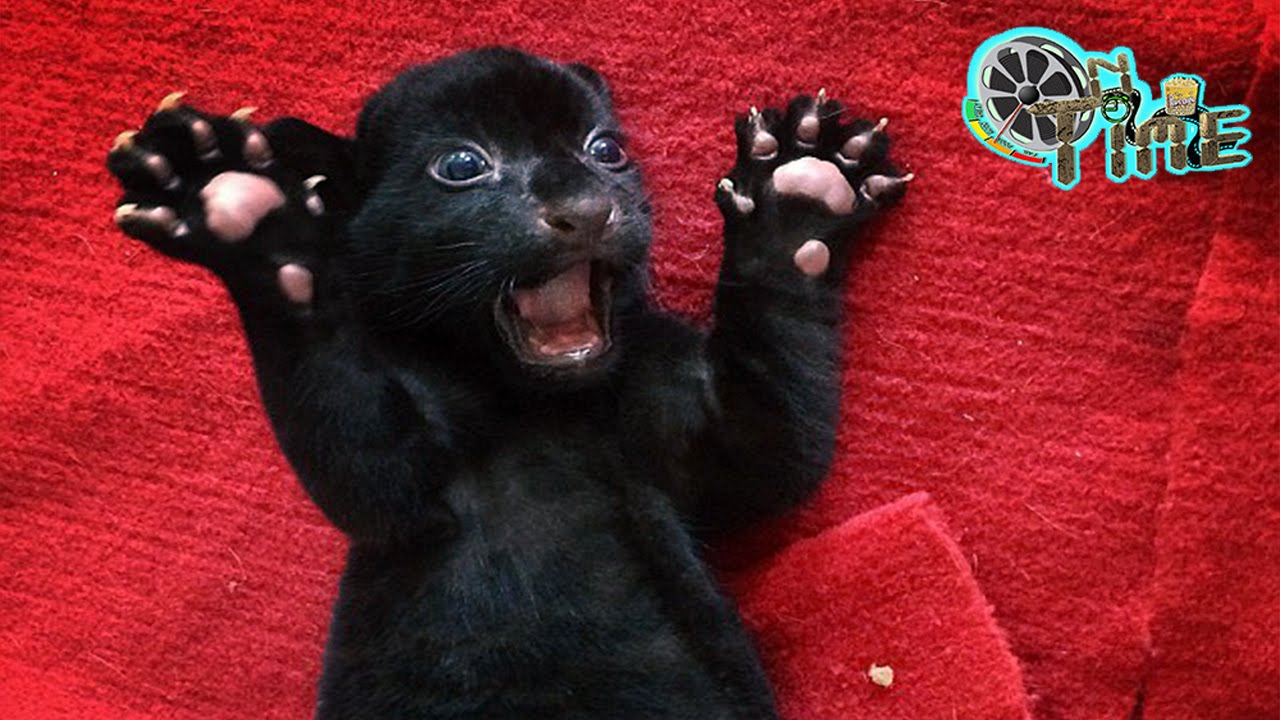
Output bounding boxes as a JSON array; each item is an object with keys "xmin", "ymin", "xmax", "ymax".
[
  {"xmin": 728, "ymin": 493, "xmax": 1032, "ymax": 720},
  {"xmin": 1140, "ymin": 27, "xmax": 1280, "ymax": 720}
]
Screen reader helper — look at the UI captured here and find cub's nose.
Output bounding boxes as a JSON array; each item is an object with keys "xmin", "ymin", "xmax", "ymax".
[{"xmin": 538, "ymin": 194, "xmax": 615, "ymax": 247}]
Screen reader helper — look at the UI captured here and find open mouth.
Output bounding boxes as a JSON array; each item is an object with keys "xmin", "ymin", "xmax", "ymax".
[{"xmin": 494, "ymin": 261, "xmax": 613, "ymax": 369}]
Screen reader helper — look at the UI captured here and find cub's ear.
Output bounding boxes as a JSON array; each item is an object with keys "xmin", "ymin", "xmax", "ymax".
[{"xmin": 565, "ymin": 62, "xmax": 613, "ymax": 107}]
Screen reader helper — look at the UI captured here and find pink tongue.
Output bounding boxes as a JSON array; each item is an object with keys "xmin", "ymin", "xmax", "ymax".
[{"xmin": 511, "ymin": 262, "xmax": 602, "ymax": 357}]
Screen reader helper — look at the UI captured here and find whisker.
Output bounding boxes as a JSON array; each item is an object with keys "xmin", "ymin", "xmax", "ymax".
[
  {"xmin": 393, "ymin": 259, "xmax": 489, "ymax": 294},
  {"xmin": 381, "ymin": 259, "xmax": 504, "ymax": 327},
  {"xmin": 409, "ymin": 269, "xmax": 498, "ymax": 326},
  {"xmin": 819, "ymin": 106, "xmax": 849, "ymax": 121},
  {"xmin": 432, "ymin": 241, "xmax": 481, "ymax": 252}
]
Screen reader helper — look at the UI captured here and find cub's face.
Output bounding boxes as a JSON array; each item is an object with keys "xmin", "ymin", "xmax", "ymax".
[{"xmin": 347, "ymin": 48, "xmax": 652, "ymax": 382}]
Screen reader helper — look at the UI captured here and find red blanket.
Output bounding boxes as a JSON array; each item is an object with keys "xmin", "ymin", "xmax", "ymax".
[{"xmin": 1, "ymin": 2, "xmax": 1276, "ymax": 718}]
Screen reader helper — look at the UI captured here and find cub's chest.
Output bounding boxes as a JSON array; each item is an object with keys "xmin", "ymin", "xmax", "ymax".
[{"xmin": 433, "ymin": 458, "xmax": 662, "ymax": 643}]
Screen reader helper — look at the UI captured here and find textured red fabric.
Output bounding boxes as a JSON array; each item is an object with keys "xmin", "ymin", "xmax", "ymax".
[
  {"xmin": 1141, "ymin": 23, "xmax": 1280, "ymax": 720},
  {"xmin": 728, "ymin": 493, "xmax": 1030, "ymax": 720},
  {"xmin": 0, "ymin": 659, "xmax": 154, "ymax": 720},
  {"xmin": 1, "ymin": 1, "xmax": 1276, "ymax": 719}
]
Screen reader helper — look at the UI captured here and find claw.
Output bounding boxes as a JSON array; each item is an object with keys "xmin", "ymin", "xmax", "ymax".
[
  {"xmin": 113, "ymin": 203, "xmax": 139, "ymax": 224},
  {"xmin": 816, "ymin": 87, "xmax": 827, "ymax": 106},
  {"xmin": 749, "ymin": 105, "xmax": 761, "ymax": 124},
  {"xmin": 156, "ymin": 91, "xmax": 186, "ymax": 112},
  {"xmin": 111, "ymin": 130, "xmax": 137, "ymax": 152},
  {"xmin": 230, "ymin": 106, "xmax": 258, "ymax": 124},
  {"xmin": 304, "ymin": 175, "xmax": 328, "ymax": 215},
  {"xmin": 875, "ymin": 117, "xmax": 889, "ymax": 132},
  {"xmin": 717, "ymin": 178, "xmax": 734, "ymax": 192}
]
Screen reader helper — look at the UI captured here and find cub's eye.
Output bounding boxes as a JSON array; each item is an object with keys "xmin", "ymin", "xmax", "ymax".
[
  {"xmin": 587, "ymin": 136, "xmax": 627, "ymax": 168},
  {"xmin": 433, "ymin": 149, "xmax": 492, "ymax": 185}
]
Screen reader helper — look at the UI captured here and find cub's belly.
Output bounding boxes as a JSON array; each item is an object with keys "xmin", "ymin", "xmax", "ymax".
[{"xmin": 319, "ymin": 467, "xmax": 737, "ymax": 719}]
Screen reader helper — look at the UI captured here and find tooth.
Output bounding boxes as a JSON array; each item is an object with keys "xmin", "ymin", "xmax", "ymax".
[
  {"xmin": 111, "ymin": 130, "xmax": 137, "ymax": 152},
  {"xmin": 156, "ymin": 91, "xmax": 186, "ymax": 112}
]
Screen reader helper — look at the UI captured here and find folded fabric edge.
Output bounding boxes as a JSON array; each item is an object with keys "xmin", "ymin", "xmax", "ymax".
[{"xmin": 728, "ymin": 492, "xmax": 1035, "ymax": 720}]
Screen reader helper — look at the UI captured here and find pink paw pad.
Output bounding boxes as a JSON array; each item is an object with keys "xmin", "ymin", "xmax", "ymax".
[
  {"xmin": 796, "ymin": 114, "xmax": 820, "ymax": 144},
  {"xmin": 200, "ymin": 171, "xmax": 286, "ymax": 243},
  {"xmin": 772, "ymin": 157, "xmax": 856, "ymax": 215},
  {"xmin": 861, "ymin": 172, "xmax": 914, "ymax": 205},
  {"xmin": 277, "ymin": 264, "xmax": 314, "ymax": 304},
  {"xmin": 114, "ymin": 203, "xmax": 179, "ymax": 233},
  {"xmin": 797, "ymin": 89, "xmax": 824, "ymax": 144},
  {"xmin": 243, "ymin": 130, "xmax": 273, "ymax": 169},
  {"xmin": 190, "ymin": 118, "xmax": 219, "ymax": 159},
  {"xmin": 143, "ymin": 153, "xmax": 177, "ymax": 189},
  {"xmin": 793, "ymin": 239, "xmax": 831, "ymax": 277},
  {"xmin": 748, "ymin": 106, "xmax": 779, "ymax": 159}
]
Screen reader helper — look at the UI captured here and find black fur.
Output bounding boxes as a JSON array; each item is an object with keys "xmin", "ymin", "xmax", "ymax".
[{"xmin": 107, "ymin": 48, "xmax": 905, "ymax": 719}]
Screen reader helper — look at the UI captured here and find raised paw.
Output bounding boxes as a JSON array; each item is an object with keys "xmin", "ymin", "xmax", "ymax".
[
  {"xmin": 106, "ymin": 95, "xmax": 327, "ymax": 305},
  {"xmin": 716, "ymin": 91, "xmax": 911, "ymax": 279}
]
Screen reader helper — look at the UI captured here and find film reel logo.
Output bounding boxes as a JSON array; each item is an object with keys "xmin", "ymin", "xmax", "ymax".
[{"xmin": 963, "ymin": 28, "xmax": 1252, "ymax": 190}]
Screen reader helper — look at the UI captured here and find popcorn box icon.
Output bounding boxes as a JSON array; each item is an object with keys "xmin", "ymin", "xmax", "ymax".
[{"xmin": 1163, "ymin": 77, "xmax": 1201, "ymax": 116}]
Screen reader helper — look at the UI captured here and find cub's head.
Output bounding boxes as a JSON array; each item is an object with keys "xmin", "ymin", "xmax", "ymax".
[{"xmin": 347, "ymin": 48, "xmax": 651, "ymax": 383}]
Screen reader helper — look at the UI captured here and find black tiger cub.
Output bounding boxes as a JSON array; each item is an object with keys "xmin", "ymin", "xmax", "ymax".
[{"xmin": 106, "ymin": 48, "xmax": 908, "ymax": 719}]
